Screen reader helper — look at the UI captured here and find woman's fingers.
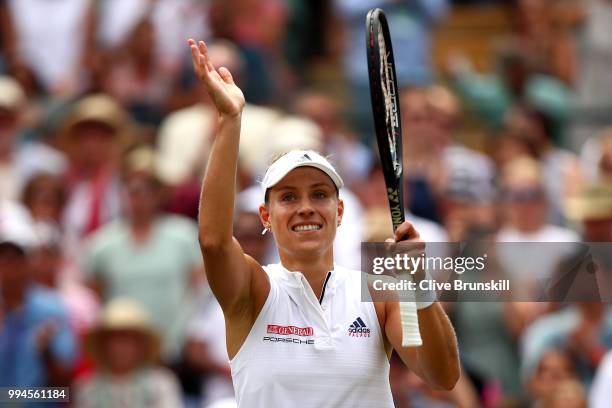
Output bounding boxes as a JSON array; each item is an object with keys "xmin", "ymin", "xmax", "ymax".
[
  {"xmin": 394, "ymin": 221, "xmax": 420, "ymax": 242},
  {"xmin": 199, "ymin": 41, "xmax": 215, "ymax": 73},
  {"xmin": 188, "ymin": 39, "xmax": 221, "ymax": 87},
  {"xmin": 187, "ymin": 38, "xmax": 245, "ymax": 116},
  {"xmin": 218, "ymin": 67, "xmax": 234, "ymax": 85}
]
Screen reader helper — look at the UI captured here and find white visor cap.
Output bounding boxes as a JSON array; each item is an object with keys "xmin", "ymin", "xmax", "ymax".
[{"xmin": 261, "ymin": 150, "xmax": 344, "ymax": 191}]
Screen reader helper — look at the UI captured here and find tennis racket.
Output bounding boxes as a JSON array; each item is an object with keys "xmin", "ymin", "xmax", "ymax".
[{"xmin": 365, "ymin": 8, "xmax": 422, "ymax": 347}]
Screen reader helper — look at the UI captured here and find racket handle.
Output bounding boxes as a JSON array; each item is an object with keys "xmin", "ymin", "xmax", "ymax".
[{"xmin": 399, "ymin": 301, "xmax": 422, "ymax": 347}]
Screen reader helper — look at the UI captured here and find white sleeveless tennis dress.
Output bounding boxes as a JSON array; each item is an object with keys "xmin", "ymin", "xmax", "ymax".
[{"xmin": 230, "ymin": 263, "xmax": 394, "ymax": 408}]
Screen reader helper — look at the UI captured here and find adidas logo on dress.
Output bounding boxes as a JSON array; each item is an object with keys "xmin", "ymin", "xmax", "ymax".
[{"xmin": 348, "ymin": 317, "xmax": 371, "ymax": 337}]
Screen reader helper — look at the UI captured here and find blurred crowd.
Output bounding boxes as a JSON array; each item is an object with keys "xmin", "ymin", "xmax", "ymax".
[{"xmin": 0, "ymin": 0, "xmax": 612, "ymax": 407}]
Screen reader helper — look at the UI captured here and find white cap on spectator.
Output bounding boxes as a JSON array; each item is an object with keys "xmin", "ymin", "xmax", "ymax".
[
  {"xmin": 261, "ymin": 150, "xmax": 343, "ymax": 191},
  {"xmin": 236, "ymin": 185, "xmax": 265, "ymax": 213},
  {"xmin": 0, "ymin": 76, "xmax": 26, "ymax": 112}
]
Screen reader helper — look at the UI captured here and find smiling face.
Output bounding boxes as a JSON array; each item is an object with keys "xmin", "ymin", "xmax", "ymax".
[{"xmin": 260, "ymin": 167, "xmax": 343, "ymax": 262}]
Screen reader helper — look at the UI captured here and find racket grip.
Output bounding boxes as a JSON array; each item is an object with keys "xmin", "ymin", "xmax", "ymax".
[{"xmin": 399, "ymin": 301, "xmax": 422, "ymax": 347}]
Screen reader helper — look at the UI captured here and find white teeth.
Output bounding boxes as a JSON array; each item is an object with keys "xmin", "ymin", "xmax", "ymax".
[{"xmin": 294, "ymin": 224, "xmax": 321, "ymax": 232}]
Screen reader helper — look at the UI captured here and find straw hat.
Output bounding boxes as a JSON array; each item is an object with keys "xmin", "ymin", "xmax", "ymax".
[
  {"xmin": 58, "ymin": 94, "xmax": 130, "ymax": 151},
  {"xmin": 85, "ymin": 298, "xmax": 160, "ymax": 366},
  {"xmin": 566, "ymin": 183, "xmax": 612, "ymax": 221},
  {"xmin": 122, "ymin": 145, "xmax": 166, "ymax": 185}
]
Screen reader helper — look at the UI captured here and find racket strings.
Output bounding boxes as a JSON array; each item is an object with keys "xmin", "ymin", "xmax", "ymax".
[{"xmin": 377, "ymin": 27, "xmax": 400, "ymax": 175}]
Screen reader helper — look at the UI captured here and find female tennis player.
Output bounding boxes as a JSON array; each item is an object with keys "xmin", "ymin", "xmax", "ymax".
[{"xmin": 189, "ymin": 39, "xmax": 460, "ymax": 407}]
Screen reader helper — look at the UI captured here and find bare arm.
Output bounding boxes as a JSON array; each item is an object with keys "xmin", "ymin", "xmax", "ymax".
[
  {"xmin": 386, "ymin": 301, "xmax": 460, "ymax": 390},
  {"xmin": 190, "ymin": 40, "xmax": 269, "ymax": 322},
  {"xmin": 383, "ymin": 222, "xmax": 460, "ymax": 390}
]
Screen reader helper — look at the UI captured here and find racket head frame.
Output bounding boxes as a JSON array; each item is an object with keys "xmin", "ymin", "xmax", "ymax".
[{"xmin": 365, "ymin": 8, "xmax": 405, "ymax": 232}]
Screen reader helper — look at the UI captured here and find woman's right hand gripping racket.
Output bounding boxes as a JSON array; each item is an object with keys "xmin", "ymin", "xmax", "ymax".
[{"xmin": 365, "ymin": 8, "xmax": 422, "ymax": 347}]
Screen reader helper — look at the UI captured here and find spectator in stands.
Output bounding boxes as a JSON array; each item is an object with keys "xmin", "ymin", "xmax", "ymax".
[
  {"xmin": 496, "ymin": 157, "xmax": 579, "ymax": 292},
  {"xmin": 335, "ymin": 0, "xmax": 448, "ymax": 137},
  {"xmin": 497, "ymin": 156, "xmax": 578, "ymax": 243},
  {"xmin": 177, "ymin": 293, "xmax": 233, "ymax": 408},
  {"xmin": 522, "ymin": 302, "xmax": 612, "ymax": 390},
  {"xmin": 447, "ymin": 46, "xmax": 572, "ymax": 143},
  {"xmin": 101, "ymin": 18, "xmax": 173, "ymax": 126},
  {"xmin": 97, "ymin": 0, "xmax": 208, "ymax": 75},
  {"xmin": 0, "ymin": 200, "xmax": 76, "ymax": 389},
  {"xmin": 389, "ymin": 352, "xmax": 482, "ymax": 408},
  {"xmin": 0, "ymin": 76, "xmax": 67, "ymax": 201},
  {"xmin": 567, "ymin": 182, "xmax": 612, "ymax": 242},
  {"xmin": 83, "ymin": 146, "xmax": 203, "ymax": 362},
  {"xmin": 21, "ymin": 173, "xmax": 67, "ymax": 232},
  {"xmin": 293, "ymin": 89, "xmax": 373, "ymax": 187},
  {"xmin": 74, "ymin": 298, "xmax": 182, "ymax": 408},
  {"xmin": 503, "ymin": 106, "xmax": 582, "ymax": 226},
  {"xmin": 29, "ymin": 221, "xmax": 100, "ymax": 332},
  {"xmin": 526, "ymin": 349, "xmax": 585, "ymax": 408},
  {"xmin": 209, "ymin": 0, "xmax": 289, "ymax": 104},
  {"xmin": 563, "ymin": 182, "xmax": 612, "ymax": 302},
  {"xmin": 506, "ymin": 0, "xmax": 578, "ymax": 85},
  {"xmin": 400, "ymin": 88, "xmax": 445, "ymax": 223},
  {"xmin": 59, "ymin": 94, "xmax": 130, "ymax": 255},
  {"xmin": 0, "ymin": 0, "xmax": 96, "ymax": 96},
  {"xmin": 407, "ymin": 85, "xmax": 497, "ymax": 228}
]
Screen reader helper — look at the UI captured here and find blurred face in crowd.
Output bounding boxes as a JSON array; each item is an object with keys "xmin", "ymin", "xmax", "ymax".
[
  {"xmin": 30, "ymin": 246, "xmax": 62, "ymax": 288},
  {"xmin": 129, "ymin": 20, "xmax": 154, "ymax": 62},
  {"xmin": 123, "ymin": 172, "xmax": 162, "ymax": 224},
  {"xmin": 503, "ymin": 181, "xmax": 548, "ymax": 232},
  {"xmin": 22, "ymin": 174, "xmax": 66, "ymax": 222},
  {"xmin": 426, "ymin": 86, "xmax": 460, "ymax": 150},
  {"xmin": 541, "ymin": 380, "xmax": 587, "ymax": 408},
  {"xmin": 234, "ymin": 212, "xmax": 270, "ymax": 264},
  {"xmin": 491, "ymin": 134, "xmax": 533, "ymax": 171},
  {"xmin": 71, "ymin": 121, "xmax": 118, "ymax": 171},
  {"xmin": 400, "ymin": 89, "xmax": 437, "ymax": 157},
  {"xmin": 294, "ymin": 92, "xmax": 341, "ymax": 140},
  {"xmin": 0, "ymin": 245, "xmax": 30, "ymax": 301},
  {"xmin": 261, "ymin": 167, "xmax": 343, "ymax": 262},
  {"xmin": 529, "ymin": 350, "xmax": 576, "ymax": 401},
  {"xmin": 100, "ymin": 330, "xmax": 147, "ymax": 375},
  {"xmin": 441, "ymin": 199, "xmax": 498, "ymax": 242}
]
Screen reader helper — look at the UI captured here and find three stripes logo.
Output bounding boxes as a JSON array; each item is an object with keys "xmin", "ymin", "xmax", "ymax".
[{"xmin": 348, "ymin": 317, "xmax": 371, "ymax": 338}]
